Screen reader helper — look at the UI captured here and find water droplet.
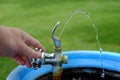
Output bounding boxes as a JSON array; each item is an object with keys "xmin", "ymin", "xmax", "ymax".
[{"xmin": 101, "ymin": 69, "xmax": 105, "ymax": 78}]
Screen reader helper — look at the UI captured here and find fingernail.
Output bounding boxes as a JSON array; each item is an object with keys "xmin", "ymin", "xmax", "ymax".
[
  {"xmin": 35, "ymin": 48, "xmax": 39, "ymax": 51},
  {"xmin": 39, "ymin": 49, "xmax": 42, "ymax": 53}
]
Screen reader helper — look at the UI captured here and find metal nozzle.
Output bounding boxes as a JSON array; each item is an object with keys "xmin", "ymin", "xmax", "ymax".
[
  {"xmin": 31, "ymin": 21, "xmax": 68, "ymax": 72},
  {"xmin": 52, "ymin": 21, "xmax": 61, "ymax": 48}
]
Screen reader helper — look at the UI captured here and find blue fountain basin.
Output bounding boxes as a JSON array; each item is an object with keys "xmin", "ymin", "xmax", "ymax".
[{"xmin": 7, "ymin": 50, "xmax": 120, "ymax": 80}]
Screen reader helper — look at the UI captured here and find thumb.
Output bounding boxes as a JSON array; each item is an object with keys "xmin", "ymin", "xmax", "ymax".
[{"xmin": 19, "ymin": 42, "xmax": 40, "ymax": 58}]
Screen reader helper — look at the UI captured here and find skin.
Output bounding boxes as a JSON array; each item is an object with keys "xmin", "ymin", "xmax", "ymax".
[{"xmin": 0, "ymin": 26, "xmax": 45, "ymax": 68}]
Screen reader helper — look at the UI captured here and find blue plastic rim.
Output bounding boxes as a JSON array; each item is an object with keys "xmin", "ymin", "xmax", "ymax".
[{"xmin": 7, "ymin": 50, "xmax": 120, "ymax": 80}]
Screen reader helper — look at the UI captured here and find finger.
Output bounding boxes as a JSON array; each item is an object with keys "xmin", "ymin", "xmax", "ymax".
[
  {"xmin": 12, "ymin": 55, "xmax": 25, "ymax": 66},
  {"xmin": 20, "ymin": 55, "xmax": 32, "ymax": 68},
  {"xmin": 19, "ymin": 42, "xmax": 41, "ymax": 58},
  {"xmin": 22, "ymin": 32, "xmax": 45, "ymax": 52},
  {"xmin": 27, "ymin": 38, "xmax": 45, "ymax": 52}
]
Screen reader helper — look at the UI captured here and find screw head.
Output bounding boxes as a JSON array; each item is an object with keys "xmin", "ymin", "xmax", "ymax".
[{"xmin": 62, "ymin": 55, "xmax": 68, "ymax": 64}]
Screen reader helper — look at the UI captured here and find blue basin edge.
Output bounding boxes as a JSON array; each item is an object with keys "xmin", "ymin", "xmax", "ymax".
[{"xmin": 7, "ymin": 50, "xmax": 120, "ymax": 80}]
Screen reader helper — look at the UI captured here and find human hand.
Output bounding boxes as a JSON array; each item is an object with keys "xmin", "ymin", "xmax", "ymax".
[{"xmin": 0, "ymin": 26, "xmax": 45, "ymax": 68}]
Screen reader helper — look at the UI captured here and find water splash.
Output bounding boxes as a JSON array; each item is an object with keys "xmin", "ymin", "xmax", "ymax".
[
  {"xmin": 100, "ymin": 48, "xmax": 105, "ymax": 78},
  {"xmin": 58, "ymin": 9, "xmax": 104, "ymax": 78},
  {"xmin": 101, "ymin": 69, "xmax": 105, "ymax": 78},
  {"xmin": 73, "ymin": 77, "xmax": 81, "ymax": 80}
]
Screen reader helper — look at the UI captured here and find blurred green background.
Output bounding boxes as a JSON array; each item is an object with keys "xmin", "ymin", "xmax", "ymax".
[{"xmin": 0, "ymin": 0, "xmax": 120, "ymax": 79}]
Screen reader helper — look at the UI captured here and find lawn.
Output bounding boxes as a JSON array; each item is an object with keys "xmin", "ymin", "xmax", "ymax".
[{"xmin": 0, "ymin": 0, "xmax": 120, "ymax": 79}]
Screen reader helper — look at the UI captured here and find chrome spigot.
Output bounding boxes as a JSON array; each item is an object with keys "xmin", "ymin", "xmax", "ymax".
[
  {"xmin": 51, "ymin": 22, "xmax": 68, "ymax": 75},
  {"xmin": 31, "ymin": 22, "xmax": 68, "ymax": 72}
]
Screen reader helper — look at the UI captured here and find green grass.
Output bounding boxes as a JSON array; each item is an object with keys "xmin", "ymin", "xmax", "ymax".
[{"xmin": 0, "ymin": 0, "xmax": 120, "ymax": 79}]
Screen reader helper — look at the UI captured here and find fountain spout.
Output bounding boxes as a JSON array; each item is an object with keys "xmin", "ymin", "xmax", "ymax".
[{"xmin": 31, "ymin": 21, "xmax": 68, "ymax": 80}]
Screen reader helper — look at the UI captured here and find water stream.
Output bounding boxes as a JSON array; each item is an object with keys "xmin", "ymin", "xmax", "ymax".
[{"xmin": 57, "ymin": 9, "xmax": 105, "ymax": 79}]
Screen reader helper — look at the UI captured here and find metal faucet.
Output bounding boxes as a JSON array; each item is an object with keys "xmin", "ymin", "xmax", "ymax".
[{"xmin": 31, "ymin": 22, "xmax": 68, "ymax": 75}]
